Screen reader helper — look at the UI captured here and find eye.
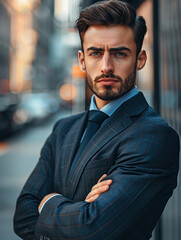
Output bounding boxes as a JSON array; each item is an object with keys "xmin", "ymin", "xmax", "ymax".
[
  {"xmin": 114, "ymin": 52, "xmax": 127, "ymax": 57},
  {"xmin": 89, "ymin": 51, "xmax": 102, "ymax": 56}
]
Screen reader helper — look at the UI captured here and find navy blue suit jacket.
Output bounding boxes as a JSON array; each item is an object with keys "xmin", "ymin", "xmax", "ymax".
[{"xmin": 14, "ymin": 92, "xmax": 180, "ymax": 240}]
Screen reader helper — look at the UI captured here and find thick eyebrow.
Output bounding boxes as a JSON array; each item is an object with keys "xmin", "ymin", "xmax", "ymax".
[
  {"xmin": 110, "ymin": 47, "xmax": 131, "ymax": 53},
  {"xmin": 87, "ymin": 46, "xmax": 131, "ymax": 53},
  {"xmin": 87, "ymin": 47, "xmax": 104, "ymax": 52}
]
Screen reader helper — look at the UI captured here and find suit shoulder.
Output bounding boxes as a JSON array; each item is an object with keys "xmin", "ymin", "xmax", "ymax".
[
  {"xmin": 129, "ymin": 106, "xmax": 180, "ymax": 151},
  {"xmin": 144, "ymin": 107, "xmax": 179, "ymax": 134},
  {"xmin": 143, "ymin": 106, "xmax": 167, "ymax": 125},
  {"xmin": 138, "ymin": 106, "xmax": 180, "ymax": 152}
]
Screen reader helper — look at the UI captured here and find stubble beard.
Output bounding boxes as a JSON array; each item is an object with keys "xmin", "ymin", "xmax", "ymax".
[{"xmin": 86, "ymin": 70, "xmax": 137, "ymax": 101}]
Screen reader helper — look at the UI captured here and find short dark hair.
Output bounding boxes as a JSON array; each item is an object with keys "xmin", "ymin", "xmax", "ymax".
[{"xmin": 76, "ymin": 0, "xmax": 147, "ymax": 55}]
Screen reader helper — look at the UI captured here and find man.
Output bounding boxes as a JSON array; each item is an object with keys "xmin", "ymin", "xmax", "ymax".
[{"xmin": 14, "ymin": 1, "xmax": 180, "ymax": 239}]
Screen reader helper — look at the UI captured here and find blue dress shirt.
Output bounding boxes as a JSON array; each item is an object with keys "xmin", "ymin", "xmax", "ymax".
[{"xmin": 90, "ymin": 86, "xmax": 138, "ymax": 115}]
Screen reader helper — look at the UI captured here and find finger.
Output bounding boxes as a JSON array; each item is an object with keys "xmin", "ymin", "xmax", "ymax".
[
  {"xmin": 98, "ymin": 174, "xmax": 107, "ymax": 183},
  {"xmin": 85, "ymin": 194, "xmax": 99, "ymax": 203},
  {"xmin": 86, "ymin": 184, "xmax": 110, "ymax": 201},
  {"xmin": 91, "ymin": 179, "xmax": 112, "ymax": 191}
]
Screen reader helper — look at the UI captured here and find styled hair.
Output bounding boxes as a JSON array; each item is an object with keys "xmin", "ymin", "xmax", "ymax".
[{"xmin": 76, "ymin": 0, "xmax": 147, "ymax": 55}]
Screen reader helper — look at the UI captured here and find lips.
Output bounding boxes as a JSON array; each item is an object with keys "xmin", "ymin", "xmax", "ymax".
[{"xmin": 97, "ymin": 78, "xmax": 119, "ymax": 85}]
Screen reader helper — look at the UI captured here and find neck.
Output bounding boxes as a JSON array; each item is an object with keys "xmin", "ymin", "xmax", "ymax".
[{"xmin": 95, "ymin": 96, "xmax": 111, "ymax": 110}]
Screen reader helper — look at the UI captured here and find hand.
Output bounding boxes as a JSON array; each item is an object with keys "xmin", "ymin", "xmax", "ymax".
[
  {"xmin": 38, "ymin": 193, "xmax": 59, "ymax": 213},
  {"xmin": 85, "ymin": 174, "xmax": 112, "ymax": 203}
]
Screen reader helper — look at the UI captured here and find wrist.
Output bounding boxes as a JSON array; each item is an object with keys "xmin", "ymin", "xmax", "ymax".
[{"xmin": 38, "ymin": 193, "xmax": 60, "ymax": 213}]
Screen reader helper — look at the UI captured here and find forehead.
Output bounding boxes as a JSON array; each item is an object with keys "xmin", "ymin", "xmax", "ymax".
[{"xmin": 82, "ymin": 25, "xmax": 136, "ymax": 50}]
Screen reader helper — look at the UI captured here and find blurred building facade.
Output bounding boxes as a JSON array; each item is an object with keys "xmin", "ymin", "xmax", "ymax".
[
  {"xmin": 0, "ymin": 0, "xmax": 83, "ymax": 137},
  {"xmin": 136, "ymin": 1, "xmax": 181, "ymax": 239},
  {"xmin": 0, "ymin": 0, "xmax": 60, "ymax": 137},
  {"xmin": 158, "ymin": 0, "xmax": 181, "ymax": 239},
  {"xmin": 0, "ymin": 2, "xmax": 10, "ymax": 95},
  {"xmin": 0, "ymin": 0, "xmax": 79, "ymax": 96}
]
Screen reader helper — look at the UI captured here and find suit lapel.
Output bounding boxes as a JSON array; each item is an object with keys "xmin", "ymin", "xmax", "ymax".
[
  {"xmin": 68, "ymin": 92, "xmax": 149, "ymax": 199},
  {"xmin": 63, "ymin": 111, "xmax": 88, "ymax": 184}
]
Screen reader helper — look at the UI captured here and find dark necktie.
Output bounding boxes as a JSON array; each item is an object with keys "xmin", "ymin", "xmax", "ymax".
[
  {"xmin": 69, "ymin": 110, "xmax": 108, "ymax": 177},
  {"xmin": 80, "ymin": 110, "xmax": 109, "ymax": 152}
]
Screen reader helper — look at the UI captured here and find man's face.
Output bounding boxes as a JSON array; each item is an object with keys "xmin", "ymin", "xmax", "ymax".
[{"xmin": 79, "ymin": 25, "xmax": 146, "ymax": 109}]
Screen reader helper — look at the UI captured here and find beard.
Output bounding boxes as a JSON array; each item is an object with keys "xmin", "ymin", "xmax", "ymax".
[{"xmin": 86, "ymin": 70, "xmax": 136, "ymax": 101}]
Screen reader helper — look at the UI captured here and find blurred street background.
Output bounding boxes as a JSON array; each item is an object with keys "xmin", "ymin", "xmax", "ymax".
[{"xmin": 0, "ymin": 0, "xmax": 180, "ymax": 240}]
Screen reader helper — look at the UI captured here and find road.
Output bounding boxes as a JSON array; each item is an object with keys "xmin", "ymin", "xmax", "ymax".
[{"xmin": 0, "ymin": 110, "xmax": 71, "ymax": 240}]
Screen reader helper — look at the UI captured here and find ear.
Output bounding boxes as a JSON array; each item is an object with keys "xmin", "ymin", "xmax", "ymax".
[
  {"xmin": 78, "ymin": 50, "xmax": 86, "ymax": 72},
  {"xmin": 136, "ymin": 50, "xmax": 147, "ymax": 71}
]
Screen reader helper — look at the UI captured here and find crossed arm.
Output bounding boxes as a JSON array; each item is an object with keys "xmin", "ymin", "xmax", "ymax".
[
  {"xmin": 38, "ymin": 174, "xmax": 112, "ymax": 212},
  {"xmin": 34, "ymin": 168, "xmax": 177, "ymax": 240}
]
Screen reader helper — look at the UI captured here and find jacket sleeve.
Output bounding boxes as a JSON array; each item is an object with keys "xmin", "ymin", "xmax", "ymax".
[
  {"xmin": 34, "ymin": 125, "xmax": 180, "ymax": 240},
  {"xmin": 13, "ymin": 131, "xmax": 55, "ymax": 240}
]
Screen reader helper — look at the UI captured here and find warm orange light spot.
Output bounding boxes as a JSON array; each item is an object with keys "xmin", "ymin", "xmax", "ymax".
[
  {"xmin": 0, "ymin": 143, "xmax": 8, "ymax": 153},
  {"xmin": 72, "ymin": 64, "xmax": 86, "ymax": 79},
  {"xmin": 59, "ymin": 84, "xmax": 77, "ymax": 101}
]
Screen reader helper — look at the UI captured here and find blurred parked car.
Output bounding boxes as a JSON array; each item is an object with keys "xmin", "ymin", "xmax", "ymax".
[
  {"xmin": 13, "ymin": 92, "xmax": 60, "ymax": 125},
  {"xmin": 0, "ymin": 93, "xmax": 19, "ymax": 140}
]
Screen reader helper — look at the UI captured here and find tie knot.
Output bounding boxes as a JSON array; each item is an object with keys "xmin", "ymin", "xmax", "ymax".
[{"xmin": 88, "ymin": 110, "xmax": 108, "ymax": 125}]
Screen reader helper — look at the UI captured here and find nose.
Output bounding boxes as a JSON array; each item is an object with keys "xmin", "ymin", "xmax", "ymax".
[{"xmin": 101, "ymin": 52, "xmax": 114, "ymax": 74}]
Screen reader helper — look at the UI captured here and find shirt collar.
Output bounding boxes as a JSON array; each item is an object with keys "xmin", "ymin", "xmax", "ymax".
[{"xmin": 89, "ymin": 86, "xmax": 139, "ymax": 116}]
